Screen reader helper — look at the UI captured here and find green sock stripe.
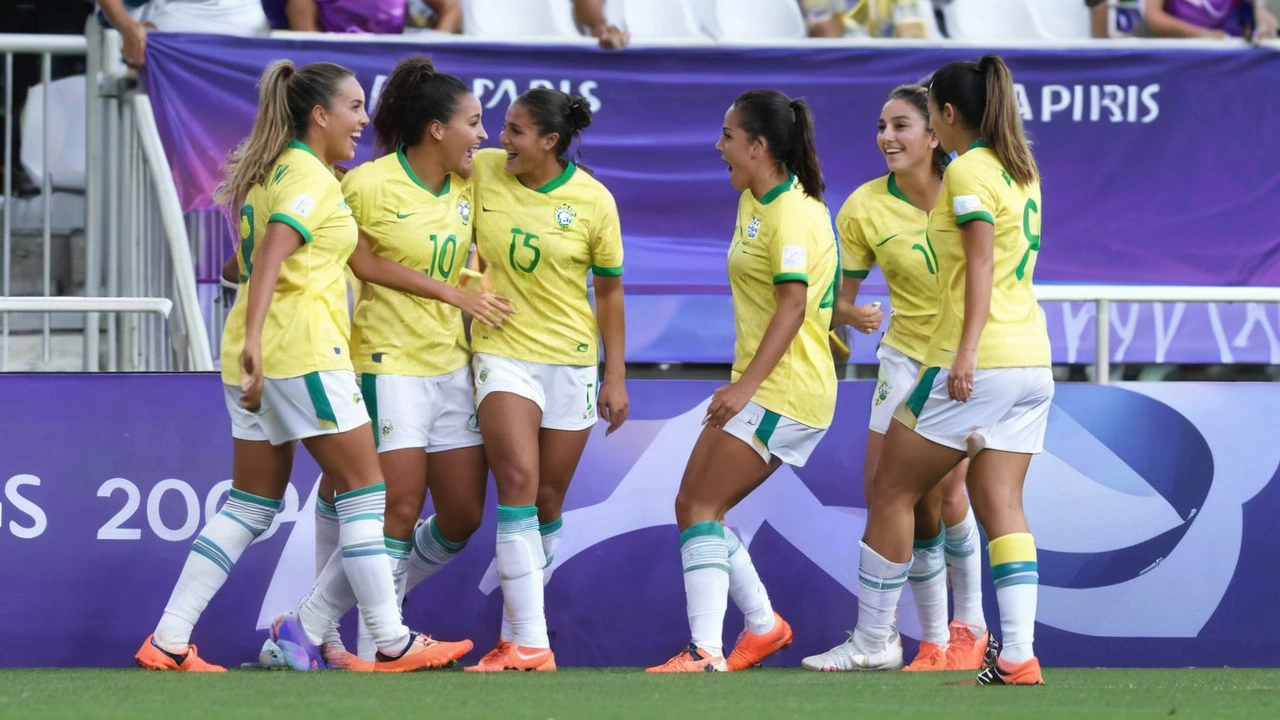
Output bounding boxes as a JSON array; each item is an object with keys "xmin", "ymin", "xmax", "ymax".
[
  {"xmin": 496, "ymin": 504, "xmax": 538, "ymax": 523},
  {"xmin": 683, "ymin": 562, "xmax": 731, "ymax": 574},
  {"xmin": 679, "ymin": 520, "xmax": 724, "ymax": 545},
  {"xmin": 427, "ymin": 516, "xmax": 467, "ymax": 553},
  {"xmin": 335, "ymin": 483, "xmax": 386, "ymax": 502},
  {"xmin": 228, "ymin": 488, "xmax": 282, "ymax": 509},
  {"xmin": 316, "ymin": 495, "xmax": 338, "ymax": 517},
  {"xmin": 384, "ymin": 536, "xmax": 412, "ymax": 559},
  {"xmin": 341, "ymin": 513, "xmax": 384, "ymax": 525},
  {"xmin": 539, "ymin": 517, "xmax": 564, "ymax": 536},
  {"xmin": 913, "ymin": 524, "xmax": 946, "ymax": 550}
]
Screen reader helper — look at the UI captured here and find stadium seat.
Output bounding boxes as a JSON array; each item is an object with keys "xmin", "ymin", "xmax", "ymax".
[
  {"xmin": 1033, "ymin": 0, "xmax": 1094, "ymax": 39},
  {"xmin": 462, "ymin": 0, "xmax": 580, "ymax": 38},
  {"xmin": 620, "ymin": 0, "xmax": 712, "ymax": 40},
  {"xmin": 943, "ymin": 0, "xmax": 1054, "ymax": 41},
  {"xmin": 21, "ymin": 75, "xmax": 87, "ymax": 191},
  {"xmin": 688, "ymin": 0, "xmax": 807, "ymax": 41}
]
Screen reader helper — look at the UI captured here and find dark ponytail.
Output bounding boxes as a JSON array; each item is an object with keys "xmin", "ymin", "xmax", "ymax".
[
  {"xmin": 929, "ymin": 54, "xmax": 1038, "ymax": 186},
  {"xmin": 885, "ymin": 84, "xmax": 947, "ymax": 179},
  {"xmin": 373, "ymin": 54, "xmax": 471, "ymax": 156},
  {"xmin": 732, "ymin": 89, "xmax": 825, "ymax": 201},
  {"xmin": 513, "ymin": 87, "xmax": 592, "ymax": 162}
]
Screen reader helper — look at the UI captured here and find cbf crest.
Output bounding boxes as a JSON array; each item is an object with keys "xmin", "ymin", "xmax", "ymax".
[
  {"xmin": 458, "ymin": 198, "xmax": 472, "ymax": 226},
  {"xmin": 746, "ymin": 217, "xmax": 762, "ymax": 240},
  {"xmin": 555, "ymin": 204, "xmax": 577, "ymax": 229}
]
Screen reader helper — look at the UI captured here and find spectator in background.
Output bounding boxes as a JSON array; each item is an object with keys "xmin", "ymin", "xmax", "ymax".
[
  {"xmin": 97, "ymin": 0, "xmax": 271, "ymax": 68},
  {"xmin": 1087, "ymin": 1, "xmax": 1146, "ymax": 37},
  {"xmin": 284, "ymin": 0, "xmax": 462, "ymax": 34},
  {"xmin": 1143, "ymin": 0, "xmax": 1276, "ymax": 39},
  {"xmin": 800, "ymin": 0, "xmax": 849, "ymax": 37},
  {"xmin": 572, "ymin": 0, "xmax": 629, "ymax": 49}
]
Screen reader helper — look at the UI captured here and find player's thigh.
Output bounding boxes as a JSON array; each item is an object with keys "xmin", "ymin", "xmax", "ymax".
[
  {"xmin": 676, "ymin": 423, "xmax": 780, "ymax": 530},
  {"xmin": 534, "ymin": 427, "xmax": 592, "ymax": 521},
  {"xmin": 966, "ymin": 450, "xmax": 1033, "ymax": 539},
  {"xmin": 476, "ymin": 393, "xmax": 541, "ymax": 504}
]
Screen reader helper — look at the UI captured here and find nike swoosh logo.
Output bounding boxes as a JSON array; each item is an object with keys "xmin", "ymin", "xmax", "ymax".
[
  {"xmin": 396, "ymin": 212, "xmax": 415, "ymax": 219},
  {"xmin": 875, "ymin": 233, "xmax": 899, "ymax": 246},
  {"xmin": 514, "ymin": 647, "xmax": 551, "ymax": 661}
]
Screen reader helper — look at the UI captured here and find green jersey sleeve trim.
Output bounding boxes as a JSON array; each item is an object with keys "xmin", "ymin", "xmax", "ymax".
[
  {"xmin": 773, "ymin": 272, "xmax": 809, "ymax": 285},
  {"xmin": 268, "ymin": 213, "xmax": 313, "ymax": 243},
  {"xmin": 591, "ymin": 265, "xmax": 624, "ymax": 277},
  {"xmin": 842, "ymin": 269, "xmax": 870, "ymax": 279},
  {"xmin": 956, "ymin": 210, "xmax": 995, "ymax": 226}
]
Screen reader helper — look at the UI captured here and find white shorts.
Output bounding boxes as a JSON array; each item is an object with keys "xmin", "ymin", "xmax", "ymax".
[
  {"xmin": 870, "ymin": 343, "xmax": 922, "ymax": 434},
  {"xmin": 360, "ymin": 365, "xmax": 483, "ymax": 454},
  {"xmin": 894, "ymin": 366, "xmax": 1054, "ymax": 455},
  {"xmin": 722, "ymin": 401, "xmax": 827, "ymax": 467},
  {"xmin": 225, "ymin": 370, "xmax": 371, "ymax": 446},
  {"xmin": 472, "ymin": 353, "xmax": 599, "ymax": 432}
]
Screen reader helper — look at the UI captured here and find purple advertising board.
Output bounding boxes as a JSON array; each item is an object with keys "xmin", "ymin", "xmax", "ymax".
[{"xmin": 2, "ymin": 376, "xmax": 1278, "ymax": 668}]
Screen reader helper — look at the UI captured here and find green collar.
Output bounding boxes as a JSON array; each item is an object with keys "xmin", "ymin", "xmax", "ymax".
[
  {"xmin": 288, "ymin": 139, "xmax": 327, "ymax": 167},
  {"xmin": 526, "ymin": 161, "xmax": 577, "ymax": 194},
  {"xmin": 397, "ymin": 145, "xmax": 450, "ymax": 197},
  {"xmin": 759, "ymin": 174, "xmax": 795, "ymax": 205},
  {"xmin": 967, "ymin": 139, "xmax": 988, "ymax": 151}
]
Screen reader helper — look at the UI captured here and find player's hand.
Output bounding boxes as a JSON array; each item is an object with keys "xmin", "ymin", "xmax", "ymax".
[
  {"xmin": 239, "ymin": 344, "xmax": 264, "ymax": 411},
  {"xmin": 594, "ymin": 24, "xmax": 630, "ymax": 50},
  {"xmin": 598, "ymin": 378, "xmax": 629, "ymax": 436},
  {"xmin": 851, "ymin": 302, "xmax": 884, "ymax": 335},
  {"xmin": 122, "ymin": 22, "xmax": 148, "ymax": 69},
  {"xmin": 704, "ymin": 381, "xmax": 752, "ymax": 429},
  {"xmin": 460, "ymin": 292, "xmax": 515, "ymax": 328},
  {"xmin": 1255, "ymin": 9, "xmax": 1278, "ymax": 40},
  {"xmin": 948, "ymin": 348, "xmax": 977, "ymax": 403}
]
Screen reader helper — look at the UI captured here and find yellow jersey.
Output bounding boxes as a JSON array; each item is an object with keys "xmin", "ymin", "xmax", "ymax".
[
  {"xmin": 470, "ymin": 148, "xmax": 623, "ymax": 366},
  {"xmin": 221, "ymin": 140, "xmax": 358, "ymax": 384},
  {"xmin": 728, "ymin": 176, "xmax": 839, "ymax": 429},
  {"xmin": 836, "ymin": 172, "xmax": 937, "ymax": 364},
  {"xmin": 343, "ymin": 149, "xmax": 473, "ymax": 377},
  {"xmin": 925, "ymin": 141, "xmax": 1050, "ymax": 369}
]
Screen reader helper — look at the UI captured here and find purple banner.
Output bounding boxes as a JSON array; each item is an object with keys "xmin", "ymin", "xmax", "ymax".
[
  {"xmin": 2, "ymin": 376, "xmax": 1278, "ymax": 668},
  {"xmin": 143, "ymin": 35, "xmax": 1280, "ymax": 292}
]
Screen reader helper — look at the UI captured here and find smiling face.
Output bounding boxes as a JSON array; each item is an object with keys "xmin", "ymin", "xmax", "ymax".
[
  {"xmin": 499, "ymin": 101, "xmax": 557, "ymax": 177},
  {"xmin": 316, "ymin": 75, "xmax": 369, "ymax": 164},
  {"xmin": 435, "ymin": 92, "xmax": 486, "ymax": 179},
  {"xmin": 878, "ymin": 97, "xmax": 938, "ymax": 175},
  {"xmin": 715, "ymin": 105, "xmax": 759, "ymax": 193}
]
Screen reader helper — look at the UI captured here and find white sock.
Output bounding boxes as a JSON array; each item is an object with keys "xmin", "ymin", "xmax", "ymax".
[
  {"xmin": 356, "ymin": 536, "xmax": 412, "ymax": 662},
  {"xmin": 681, "ymin": 521, "xmax": 730, "ymax": 658},
  {"xmin": 989, "ymin": 533, "xmax": 1038, "ymax": 664},
  {"xmin": 313, "ymin": 494, "xmax": 343, "ymax": 647},
  {"xmin": 945, "ymin": 506, "xmax": 986, "ymax": 633},
  {"xmin": 496, "ymin": 505, "xmax": 548, "ymax": 648},
  {"xmin": 854, "ymin": 540, "xmax": 911, "ymax": 647},
  {"xmin": 335, "ymin": 484, "xmax": 411, "ymax": 657},
  {"xmin": 909, "ymin": 527, "xmax": 949, "ymax": 646},
  {"xmin": 298, "ymin": 547, "xmax": 352, "ymax": 646},
  {"xmin": 406, "ymin": 515, "xmax": 469, "ymax": 591},
  {"xmin": 154, "ymin": 489, "xmax": 279, "ymax": 652},
  {"xmin": 540, "ymin": 517, "xmax": 564, "ymax": 582},
  {"xmin": 723, "ymin": 526, "xmax": 775, "ymax": 635}
]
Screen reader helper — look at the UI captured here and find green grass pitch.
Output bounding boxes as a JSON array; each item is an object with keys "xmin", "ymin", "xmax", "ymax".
[{"xmin": 2, "ymin": 668, "xmax": 1278, "ymax": 719}]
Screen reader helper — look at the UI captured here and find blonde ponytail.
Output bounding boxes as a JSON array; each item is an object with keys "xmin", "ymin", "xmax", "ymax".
[
  {"xmin": 214, "ymin": 60, "xmax": 297, "ymax": 209},
  {"xmin": 977, "ymin": 55, "xmax": 1038, "ymax": 187}
]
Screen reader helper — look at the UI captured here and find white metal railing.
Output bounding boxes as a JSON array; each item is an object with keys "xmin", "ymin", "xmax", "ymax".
[
  {"xmin": 0, "ymin": 296, "xmax": 171, "ymax": 316},
  {"xmin": 1, "ymin": 33, "xmax": 89, "ymax": 370},
  {"xmin": 1034, "ymin": 285, "xmax": 1280, "ymax": 385}
]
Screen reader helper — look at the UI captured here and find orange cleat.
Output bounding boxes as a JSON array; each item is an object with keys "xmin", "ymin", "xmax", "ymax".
[
  {"xmin": 725, "ymin": 612, "xmax": 794, "ymax": 671},
  {"xmin": 945, "ymin": 621, "xmax": 993, "ymax": 671},
  {"xmin": 904, "ymin": 640, "xmax": 948, "ymax": 671},
  {"xmin": 646, "ymin": 644, "xmax": 728, "ymax": 673},
  {"xmin": 321, "ymin": 643, "xmax": 374, "ymax": 672},
  {"xmin": 135, "ymin": 635, "xmax": 226, "ymax": 672},
  {"xmin": 977, "ymin": 656, "xmax": 1044, "ymax": 686},
  {"xmin": 464, "ymin": 641, "xmax": 556, "ymax": 672},
  {"xmin": 374, "ymin": 633, "xmax": 474, "ymax": 673}
]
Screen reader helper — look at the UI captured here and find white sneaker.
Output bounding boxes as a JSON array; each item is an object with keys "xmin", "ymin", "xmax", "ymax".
[{"xmin": 801, "ymin": 628, "xmax": 904, "ymax": 671}]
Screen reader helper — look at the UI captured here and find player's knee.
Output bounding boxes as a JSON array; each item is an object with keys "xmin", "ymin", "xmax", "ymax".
[
  {"xmin": 384, "ymin": 491, "xmax": 424, "ymax": 531},
  {"xmin": 674, "ymin": 491, "xmax": 717, "ymax": 531},
  {"xmin": 492, "ymin": 463, "xmax": 538, "ymax": 501},
  {"xmin": 448, "ymin": 503, "xmax": 483, "ymax": 540}
]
